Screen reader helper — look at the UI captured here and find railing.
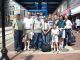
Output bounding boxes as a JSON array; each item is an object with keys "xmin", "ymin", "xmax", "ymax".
[{"xmin": 0, "ymin": 28, "xmax": 13, "ymax": 48}]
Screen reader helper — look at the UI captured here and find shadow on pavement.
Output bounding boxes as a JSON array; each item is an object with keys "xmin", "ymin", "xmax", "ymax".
[
  {"xmin": 25, "ymin": 55, "xmax": 33, "ymax": 60},
  {"xmin": 10, "ymin": 51, "xmax": 23, "ymax": 60}
]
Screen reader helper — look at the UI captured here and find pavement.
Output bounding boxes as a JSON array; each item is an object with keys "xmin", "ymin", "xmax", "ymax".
[
  {"xmin": 0, "ymin": 29, "xmax": 80, "ymax": 60},
  {"xmin": 9, "ymin": 53, "xmax": 80, "ymax": 60}
]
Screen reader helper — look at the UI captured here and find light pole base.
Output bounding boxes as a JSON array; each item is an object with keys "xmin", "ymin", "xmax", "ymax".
[{"xmin": 0, "ymin": 48, "xmax": 10, "ymax": 60}]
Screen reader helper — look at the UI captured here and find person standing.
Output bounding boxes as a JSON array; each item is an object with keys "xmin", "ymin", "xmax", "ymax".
[
  {"xmin": 12, "ymin": 14, "xmax": 24, "ymax": 52},
  {"xmin": 42, "ymin": 18, "xmax": 51, "ymax": 44},
  {"xmin": 51, "ymin": 24, "xmax": 59, "ymax": 52},
  {"xmin": 23, "ymin": 12, "xmax": 34, "ymax": 50},
  {"xmin": 48, "ymin": 15, "xmax": 53, "ymax": 44},
  {"xmin": 56, "ymin": 15, "xmax": 66, "ymax": 49},
  {"xmin": 75, "ymin": 17, "xmax": 80, "ymax": 33},
  {"xmin": 33, "ymin": 13, "xmax": 42, "ymax": 50},
  {"xmin": 65, "ymin": 16, "xmax": 72, "ymax": 46}
]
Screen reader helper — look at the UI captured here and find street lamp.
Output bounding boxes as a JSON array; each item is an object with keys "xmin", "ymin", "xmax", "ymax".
[{"xmin": 0, "ymin": 0, "xmax": 10, "ymax": 60}]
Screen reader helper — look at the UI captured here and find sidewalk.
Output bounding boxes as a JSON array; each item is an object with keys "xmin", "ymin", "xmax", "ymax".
[{"xmin": 1, "ymin": 50, "xmax": 80, "ymax": 60}]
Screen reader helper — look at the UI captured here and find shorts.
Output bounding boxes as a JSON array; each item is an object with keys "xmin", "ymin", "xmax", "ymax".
[
  {"xmin": 62, "ymin": 30, "xmax": 65, "ymax": 38},
  {"xmin": 24, "ymin": 29, "xmax": 32, "ymax": 40},
  {"xmin": 52, "ymin": 35, "xmax": 58, "ymax": 43},
  {"xmin": 59, "ymin": 30, "xmax": 65, "ymax": 39}
]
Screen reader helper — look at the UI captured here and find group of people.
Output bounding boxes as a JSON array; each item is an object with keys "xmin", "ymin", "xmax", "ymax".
[{"xmin": 12, "ymin": 12, "xmax": 73, "ymax": 52}]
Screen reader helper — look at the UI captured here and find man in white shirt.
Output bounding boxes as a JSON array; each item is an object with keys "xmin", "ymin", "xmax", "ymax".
[
  {"xmin": 75, "ymin": 17, "xmax": 80, "ymax": 33},
  {"xmin": 65, "ymin": 16, "xmax": 72, "ymax": 46},
  {"xmin": 33, "ymin": 13, "xmax": 42, "ymax": 50},
  {"xmin": 23, "ymin": 12, "xmax": 34, "ymax": 50}
]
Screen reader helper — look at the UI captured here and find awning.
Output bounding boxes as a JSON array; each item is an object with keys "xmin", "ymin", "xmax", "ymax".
[
  {"xmin": 61, "ymin": 8, "xmax": 71, "ymax": 16},
  {"xmin": 71, "ymin": 6, "xmax": 80, "ymax": 15}
]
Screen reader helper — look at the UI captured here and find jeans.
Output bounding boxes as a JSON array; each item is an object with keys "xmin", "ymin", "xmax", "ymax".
[
  {"xmin": 42, "ymin": 31, "xmax": 51, "ymax": 44},
  {"xmin": 65, "ymin": 29, "xmax": 72, "ymax": 45},
  {"xmin": 33, "ymin": 33, "xmax": 42, "ymax": 49},
  {"xmin": 14, "ymin": 30, "xmax": 23, "ymax": 51}
]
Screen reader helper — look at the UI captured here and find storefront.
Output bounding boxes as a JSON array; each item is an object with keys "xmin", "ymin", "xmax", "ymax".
[
  {"xmin": 71, "ymin": 6, "xmax": 80, "ymax": 18},
  {"xmin": 68, "ymin": 0, "xmax": 80, "ymax": 21}
]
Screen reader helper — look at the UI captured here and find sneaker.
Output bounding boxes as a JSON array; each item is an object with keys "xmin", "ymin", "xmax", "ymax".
[
  {"xmin": 53, "ymin": 49, "xmax": 56, "ymax": 53},
  {"xmin": 24, "ymin": 46, "xmax": 27, "ymax": 50},
  {"xmin": 27, "ymin": 48, "xmax": 30, "ymax": 51},
  {"xmin": 56, "ymin": 49, "xmax": 59, "ymax": 53},
  {"xmin": 16, "ymin": 47, "xmax": 21, "ymax": 52}
]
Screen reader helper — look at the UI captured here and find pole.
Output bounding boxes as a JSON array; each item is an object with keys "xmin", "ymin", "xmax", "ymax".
[{"xmin": 0, "ymin": 0, "xmax": 10, "ymax": 60}]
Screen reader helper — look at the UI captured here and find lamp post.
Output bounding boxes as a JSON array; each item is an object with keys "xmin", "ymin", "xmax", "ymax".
[{"xmin": 0, "ymin": 0, "xmax": 10, "ymax": 60}]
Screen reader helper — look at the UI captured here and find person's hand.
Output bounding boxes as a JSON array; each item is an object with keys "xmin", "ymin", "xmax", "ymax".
[
  {"xmin": 55, "ymin": 34, "xmax": 58, "ymax": 36},
  {"xmin": 22, "ymin": 36, "xmax": 26, "ymax": 42},
  {"xmin": 44, "ymin": 31, "xmax": 47, "ymax": 35},
  {"xmin": 31, "ymin": 32, "xmax": 34, "ymax": 36},
  {"xmin": 12, "ymin": 30, "xmax": 14, "ymax": 35}
]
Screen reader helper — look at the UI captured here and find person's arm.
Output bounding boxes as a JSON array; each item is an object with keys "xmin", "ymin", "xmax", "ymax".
[
  {"xmin": 22, "ymin": 20, "xmax": 25, "ymax": 36},
  {"xmin": 41, "ymin": 26, "xmax": 46, "ymax": 35},
  {"xmin": 51, "ymin": 29, "xmax": 53, "ymax": 36},
  {"xmin": 56, "ymin": 20, "xmax": 59, "ymax": 29},
  {"xmin": 12, "ymin": 20, "xmax": 15, "ymax": 34},
  {"xmin": 56, "ymin": 29, "xmax": 59, "ymax": 36},
  {"xmin": 41, "ymin": 28, "xmax": 46, "ymax": 34},
  {"xmin": 12, "ymin": 20, "xmax": 15, "ymax": 28},
  {"xmin": 69, "ymin": 20, "xmax": 73, "ymax": 29},
  {"xmin": 46, "ymin": 23, "xmax": 51, "ymax": 34},
  {"xmin": 46, "ymin": 28, "xmax": 51, "ymax": 34},
  {"xmin": 41, "ymin": 23, "xmax": 46, "ymax": 34},
  {"xmin": 32, "ymin": 20, "xmax": 34, "ymax": 33}
]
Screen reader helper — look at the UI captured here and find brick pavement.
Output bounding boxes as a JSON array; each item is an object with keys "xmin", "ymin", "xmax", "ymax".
[
  {"xmin": 71, "ymin": 30, "xmax": 80, "ymax": 50},
  {"xmin": 8, "ymin": 53, "xmax": 80, "ymax": 60}
]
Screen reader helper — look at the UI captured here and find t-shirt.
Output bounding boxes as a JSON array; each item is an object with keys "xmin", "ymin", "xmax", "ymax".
[
  {"xmin": 42, "ymin": 22, "xmax": 49, "ymax": 30},
  {"xmin": 65, "ymin": 20, "xmax": 72, "ymax": 29},
  {"xmin": 12, "ymin": 19, "xmax": 23, "ymax": 30},
  {"xmin": 51, "ymin": 28, "xmax": 59, "ymax": 40},
  {"xmin": 56, "ymin": 20, "xmax": 66, "ymax": 28},
  {"xmin": 33, "ymin": 19, "xmax": 42, "ymax": 33},
  {"xmin": 48, "ymin": 20, "xmax": 53, "ymax": 29},
  {"xmin": 51, "ymin": 29, "xmax": 59, "ymax": 35},
  {"xmin": 23, "ymin": 17, "xmax": 34, "ymax": 29}
]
